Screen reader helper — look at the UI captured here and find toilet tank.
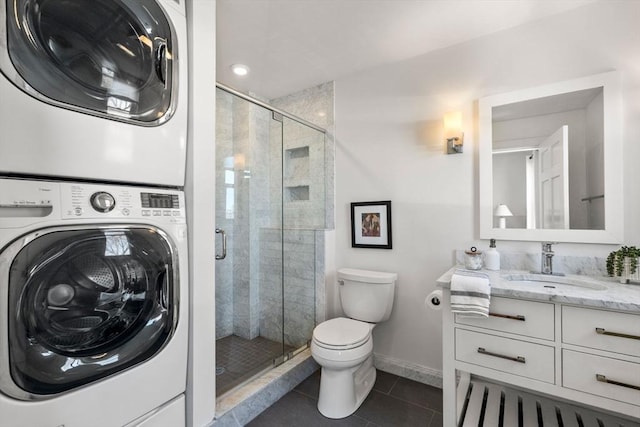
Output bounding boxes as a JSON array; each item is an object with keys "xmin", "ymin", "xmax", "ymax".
[{"xmin": 337, "ymin": 268, "xmax": 397, "ymax": 323}]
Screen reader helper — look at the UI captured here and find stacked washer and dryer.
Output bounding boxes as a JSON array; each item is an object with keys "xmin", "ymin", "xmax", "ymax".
[{"xmin": 0, "ymin": 0, "xmax": 190, "ymax": 426}]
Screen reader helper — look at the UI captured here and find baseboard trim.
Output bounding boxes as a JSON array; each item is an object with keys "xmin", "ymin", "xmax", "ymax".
[{"xmin": 373, "ymin": 353, "xmax": 442, "ymax": 389}]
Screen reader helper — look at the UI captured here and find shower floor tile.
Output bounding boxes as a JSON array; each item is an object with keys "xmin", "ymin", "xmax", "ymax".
[{"xmin": 216, "ymin": 335, "xmax": 295, "ymax": 397}]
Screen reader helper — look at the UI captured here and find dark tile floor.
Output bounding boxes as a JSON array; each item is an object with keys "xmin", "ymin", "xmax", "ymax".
[{"xmin": 247, "ymin": 369, "xmax": 443, "ymax": 426}]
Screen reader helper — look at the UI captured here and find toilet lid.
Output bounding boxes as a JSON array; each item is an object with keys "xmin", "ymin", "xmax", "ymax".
[{"xmin": 313, "ymin": 317, "xmax": 371, "ymax": 349}]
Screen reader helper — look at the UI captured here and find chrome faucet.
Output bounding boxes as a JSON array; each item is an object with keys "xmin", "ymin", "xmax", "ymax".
[{"xmin": 541, "ymin": 242, "xmax": 554, "ymax": 275}]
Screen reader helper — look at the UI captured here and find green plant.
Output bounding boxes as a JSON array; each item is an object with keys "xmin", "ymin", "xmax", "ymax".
[{"xmin": 606, "ymin": 246, "xmax": 640, "ymax": 277}]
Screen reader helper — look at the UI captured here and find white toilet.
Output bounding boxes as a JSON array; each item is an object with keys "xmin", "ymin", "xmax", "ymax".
[{"xmin": 311, "ymin": 268, "xmax": 397, "ymax": 419}]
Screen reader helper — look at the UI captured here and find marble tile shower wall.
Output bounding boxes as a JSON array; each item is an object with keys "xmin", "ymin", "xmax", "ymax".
[
  {"xmin": 259, "ymin": 229, "xmax": 323, "ymax": 348},
  {"xmin": 230, "ymin": 97, "xmax": 253, "ymax": 340},
  {"xmin": 266, "ymin": 111, "xmax": 325, "ymax": 231},
  {"xmin": 273, "ymin": 123, "xmax": 326, "ymax": 229},
  {"xmin": 215, "ymin": 91, "xmax": 273, "ymax": 340},
  {"xmin": 214, "ymin": 82, "xmax": 334, "ymax": 347},
  {"xmin": 272, "ymin": 81, "xmax": 335, "ymax": 231},
  {"xmin": 270, "ymin": 81, "xmax": 334, "ymax": 333},
  {"xmin": 239, "ymin": 102, "xmax": 271, "ymax": 340}
]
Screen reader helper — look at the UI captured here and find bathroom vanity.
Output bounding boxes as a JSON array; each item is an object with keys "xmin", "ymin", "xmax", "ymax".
[{"xmin": 438, "ymin": 268, "xmax": 640, "ymax": 426}]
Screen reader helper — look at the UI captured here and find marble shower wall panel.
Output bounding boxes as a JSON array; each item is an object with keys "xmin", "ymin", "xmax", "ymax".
[
  {"xmin": 271, "ymin": 81, "xmax": 335, "ymax": 334},
  {"xmin": 268, "ymin": 117, "xmax": 283, "ymax": 229},
  {"xmin": 283, "ymin": 229, "xmax": 318, "ymax": 348},
  {"xmin": 281, "ymin": 122, "xmax": 326, "ymax": 229},
  {"xmin": 259, "ymin": 228, "xmax": 318, "ymax": 348},
  {"xmin": 231, "ymin": 96, "xmax": 252, "ymax": 339},
  {"xmin": 232, "ymin": 100, "xmax": 273, "ymax": 340},
  {"xmin": 258, "ymin": 228, "xmax": 284, "ymax": 344},
  {"xmin": 272, "ymin": 81, "xmax": 335, "ymax": 230},
  {"xmin": 215, "ymin": 90, "xmax": 234, "ymax": 339},
  {"xmin": 248, "ymin": 104, "xmax": 272, "ymax": 339},
  {"xmin": 314, "ymin": 230, "xmax": 326, "ymax": 325},
  {"xmin": 215, "ymin": 83, "xmax": 333, "ymax": 350}
]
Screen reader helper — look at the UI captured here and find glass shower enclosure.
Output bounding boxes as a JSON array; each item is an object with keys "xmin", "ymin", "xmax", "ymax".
[{"xmin": 215, "ymin": 86, "xmax": 326, "ymax": 396}]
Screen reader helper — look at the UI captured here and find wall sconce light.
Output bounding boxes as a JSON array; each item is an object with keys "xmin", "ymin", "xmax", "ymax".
[
  {"xmin": 444, "ymin": 111, "xmax": 463, "ymax": 154},
  {"xmin": 494, "ymin": 204, "xmax": 513, "ymax": 229}
]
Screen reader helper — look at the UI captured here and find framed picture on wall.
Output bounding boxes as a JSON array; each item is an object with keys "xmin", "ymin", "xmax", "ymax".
[{"xmin": 351, "ymin": 201, "xmax": 392, "ymax": 249}]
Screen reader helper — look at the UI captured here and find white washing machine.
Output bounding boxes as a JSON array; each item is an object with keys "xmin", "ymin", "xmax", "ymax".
[
  {"xmin": 0, "ymin": 0, "xmax": 188, "ymax": 187},
  {"xmin": 0, "ymin": 177, "xmax": 188, "ymax": 427}
]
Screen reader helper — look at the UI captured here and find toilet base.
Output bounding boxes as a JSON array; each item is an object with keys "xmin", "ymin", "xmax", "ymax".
[{"xmin": 317, "ymin": 354, "xmax": 376, "ymax": 419}]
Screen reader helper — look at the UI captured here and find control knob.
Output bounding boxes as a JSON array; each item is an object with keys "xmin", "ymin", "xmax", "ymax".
[{"xmin": 90, "ymin": 192, "xmax": 116, "ymax": 213}]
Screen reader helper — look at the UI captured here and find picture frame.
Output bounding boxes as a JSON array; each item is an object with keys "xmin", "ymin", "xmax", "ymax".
[{"xmin": 351, "ymin": 201, "xmax": 392, "ymax": 249}]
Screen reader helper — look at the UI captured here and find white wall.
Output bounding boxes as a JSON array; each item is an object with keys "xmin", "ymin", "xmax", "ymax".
[
  {"xmin": 333, "ymin": 1, "xmax": 640, "ymax": 377},
  {"xmin": 186, "ymin": 1, "xmax": 216, "ymax": 425}
]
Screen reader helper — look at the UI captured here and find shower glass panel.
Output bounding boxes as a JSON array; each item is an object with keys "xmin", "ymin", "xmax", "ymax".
[{"xmin": 215, "ymin": 87, "xmax": 324, "ymax": 397}]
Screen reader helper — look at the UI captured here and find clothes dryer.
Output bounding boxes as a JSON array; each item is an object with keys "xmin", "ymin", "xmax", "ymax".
[
  {"xmin": 0, "ymin": 0, "xmax": 188, "ymax": 186},
  {"xmin": 0, "ymin": 177, "xmax": 188, "ymax": 427}
]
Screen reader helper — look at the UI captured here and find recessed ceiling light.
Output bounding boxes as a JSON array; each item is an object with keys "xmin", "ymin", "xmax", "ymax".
[{"xmin": 231, "ymin": 64, "xmax": 250, "ymax": 76}]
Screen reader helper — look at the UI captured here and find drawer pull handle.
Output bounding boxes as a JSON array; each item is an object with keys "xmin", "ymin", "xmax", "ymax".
[
  {"xmin": 595, "ymin": 328, "xmax": 640, "ymax": 340},
  {"xmin": 489, "ymin": 312, "xmax": 526, "ymax": 321},
  {"xmin": 596, "ymin": 374, "xmax": 640, "ymax": 391},
  {"xmin": 477, "ymin": 347, "xmax": 526, "ymax": 363}
]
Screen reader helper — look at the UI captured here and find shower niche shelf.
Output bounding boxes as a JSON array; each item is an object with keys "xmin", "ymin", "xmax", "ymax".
[
  {"xmin": 284, "ymin": 146, "xmax": 311, "ymax": 202},
  {"xmin": 284, "ymin": 185, "xmax": 310, "ymax": 202},
  {"xmin": 285, "ymin": 146, "xmax": 309, "ymax": 180}
]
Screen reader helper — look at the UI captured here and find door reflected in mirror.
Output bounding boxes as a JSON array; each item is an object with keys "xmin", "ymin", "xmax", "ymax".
[
  {"xmin": 492, "ymin": 87, "xmax": 604, "ymax": 230},
  {"xmin": 479, "ymin": 71, "xmax": 623, "ymax": 244}
]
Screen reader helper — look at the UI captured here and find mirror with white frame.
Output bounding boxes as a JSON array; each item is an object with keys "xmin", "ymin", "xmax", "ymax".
[{"xmin": 479, "ymin": 71, "xmax": 623, "ymax": 243}]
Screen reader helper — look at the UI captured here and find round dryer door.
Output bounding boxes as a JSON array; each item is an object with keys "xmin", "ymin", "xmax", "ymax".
[
  {"xmin": 1, "ymin": 226, "xmax": 179, "ymax": 399},
  {"xmin": 3, "ymin": 0, "xmax": 176, "ymax": 125}
]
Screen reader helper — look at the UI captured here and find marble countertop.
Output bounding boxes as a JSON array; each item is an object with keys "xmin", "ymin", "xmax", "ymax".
[{"xmin": 436, "ymin": 266, "xmax": 640, "ymax": 313}]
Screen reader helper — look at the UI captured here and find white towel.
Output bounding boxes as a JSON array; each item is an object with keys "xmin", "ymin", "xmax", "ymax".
[{"xmin": 450, "ymin": 269, "xmax": 491, "ymax": 317}]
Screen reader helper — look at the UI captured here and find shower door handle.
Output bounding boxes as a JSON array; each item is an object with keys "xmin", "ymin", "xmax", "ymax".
[{"xmin": 215, "ymin": 228, "xmax": 227, "ymax": 260}]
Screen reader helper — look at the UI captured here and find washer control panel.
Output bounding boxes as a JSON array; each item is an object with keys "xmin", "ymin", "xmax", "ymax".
[
  {"xmin": 60, "ymin": 182, "xmax": 185, "ymax": 222},
  {"xmin": 0, "ymin": 178, "xmax": 186, "ymax": 224}
]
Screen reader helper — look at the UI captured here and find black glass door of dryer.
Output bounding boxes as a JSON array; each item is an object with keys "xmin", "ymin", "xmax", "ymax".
[
  {"xmin": 5, "ymin": 0, "xmax": 176, "ymax": 124},
  {"xmin": 6, "ymin": 227, "xmax": 178, "ymax": 398}
]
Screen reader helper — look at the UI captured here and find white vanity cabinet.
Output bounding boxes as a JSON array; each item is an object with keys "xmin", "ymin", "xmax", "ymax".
[
  {"xmin": 454, "ymin": 297, "xmax": 556, "ymax": 384},
  {"xmin": 562, "ymin": 306, "xmax": 640, "ymax": 356},
  {"xmin": 456, "ymin": 297, "xmax": 555, "ymax": 340},
  {"xmin": 561, "ymin": 306, "xmax": 640, "ymax": 407},
  {"xmin": 455, "ymin": 328, "xmax": 556, "ymax": 384},
  {"xmin": 441, "ymin": 287, "xmax": 640, "ymax": 426}
]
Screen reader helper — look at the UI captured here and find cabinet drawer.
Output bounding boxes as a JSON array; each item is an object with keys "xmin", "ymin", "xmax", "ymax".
[
  {"xmin": 562, "ymin": 306, "xmax": 640, "ymax": 356},
  {"xmin": 455, "ymin": 328, "xmax": 555, "ymax": 384},
  {"xmin": 455, "ymin": 297, "xmax": 554, "ymax": 341},
  {"xmin": 563, "ymin": 350, "xmax": 640, "ymax": 406}
]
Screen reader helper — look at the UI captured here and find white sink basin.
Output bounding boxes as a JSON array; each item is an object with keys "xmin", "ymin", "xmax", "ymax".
[{"xmin": 501, "ymin": 273, "xmax": 608, "ymax": 291}]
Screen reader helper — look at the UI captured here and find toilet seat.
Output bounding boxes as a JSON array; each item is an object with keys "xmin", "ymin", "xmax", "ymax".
[{"xmin": 312, "ymin": 317, "xmax": 371, "ymax": 350}]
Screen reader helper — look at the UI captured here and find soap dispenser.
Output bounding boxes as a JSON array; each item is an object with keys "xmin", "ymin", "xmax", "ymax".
[{"xmin": 485, "ymin": 239, "xmax": 500, "ymax": 271}]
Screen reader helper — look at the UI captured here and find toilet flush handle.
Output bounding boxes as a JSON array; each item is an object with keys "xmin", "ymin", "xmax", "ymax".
[{"xmin": 338, "ymin": 280, "xmax": 344, "ymax": 286}]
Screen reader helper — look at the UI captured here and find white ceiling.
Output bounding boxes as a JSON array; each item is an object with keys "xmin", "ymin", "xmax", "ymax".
[{"xmin": 216, "ymin": 0, "xmax": 597, "ymax": 100}]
